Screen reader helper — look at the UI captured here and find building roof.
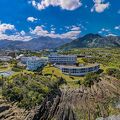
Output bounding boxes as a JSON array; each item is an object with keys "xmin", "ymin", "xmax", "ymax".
[
  {"xmin": 58, "ymin": 63, "xmax": 99, "ymax": 69},
  {"xmin": 49, "ymin": 54, "xmax": 77, "ymax": 57}
]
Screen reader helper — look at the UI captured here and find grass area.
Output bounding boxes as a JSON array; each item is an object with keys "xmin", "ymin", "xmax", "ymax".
[
  {"xmin": 42, "ymin": 65, "xmax": 84, "ymax": 87},
  {"xmin": 8, "ymin": 70, "xmax": 34, "ymax": 79},
  {"xmin": 0, "ymin": 64, "xmax": 11, "ymax": 72},
  {"xmin": 61, "ymin": 48, "xmax": 120, "ymax": 69},
  {"xmin": 77, "ymin": 58, "xmax": 85, "ymax": 64}
]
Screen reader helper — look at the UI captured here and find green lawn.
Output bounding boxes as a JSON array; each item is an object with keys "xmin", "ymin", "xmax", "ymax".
[
  {"xmin": 42, "ymin": 65, "xmax": 84, "ymax": 87},
  {"xmin": 0, "ymin": 64, "xmax": 11, "ymax": 72}
]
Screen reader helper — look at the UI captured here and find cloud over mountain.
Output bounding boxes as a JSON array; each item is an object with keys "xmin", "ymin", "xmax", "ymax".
[
  {"xmin": 0, "ymin": 23, "xmax": 32, "ymax": 41},
  {"xmin": 0, "ymin": 21, "xmax": 81, "ymax": 41},
  {"xmin": 31, "ymin": 25, "xmax": 81, "ymax": 39},
  {"xmin": 0, "ymin": 23, "xmax": 15, "ymax": 33}
]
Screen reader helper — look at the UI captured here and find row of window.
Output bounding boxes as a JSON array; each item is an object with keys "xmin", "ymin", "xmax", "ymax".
[
  {"xmin": 49, "ymin": 59, "xmax": 76, "ymax": 61},
  {"xmin": 62, "ymin": 66, "xmax": 99, "ymax": 73}
]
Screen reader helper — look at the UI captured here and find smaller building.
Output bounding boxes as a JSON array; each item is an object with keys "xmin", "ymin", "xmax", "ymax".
[
  {"xmin": 0, "ymin": 56, "xmax": 12, "ymax": 61},
  {"xmin": 26, "ymin": 57, "xmax": 48, "ymax": 71},
  {"xmin": 58, "ymin": 64, "xmax": 100, "ymax": 76},
  {"xmin": 48, "ymin": 54, "xmax": 77, "ymax": 65},
  {"xmin": 21, "ymin": 57, "xmax": 30, "ymax": 64},
  {"xmin": 16, "ymin": 54, "xmax": 24, "ymax": 60}
]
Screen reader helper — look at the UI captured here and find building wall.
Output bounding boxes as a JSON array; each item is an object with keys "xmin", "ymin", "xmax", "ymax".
[
  {"xmin": 21, "ymin": 57, "xmax": 29, "ymax": 64},
  {"xmin": 26, "ymin": 57, "xmax": 48, "ymax": 71},
  {"xmin": 61, "ymin": 65, "xmax": 100, "ymax": 76},
  {"xmin": 48, "ymin": 54, "xmax": 77, "ymax": 65},
  {"xmin": 27, "ymin": 60, "xmax": 42, "ymax": 71}
]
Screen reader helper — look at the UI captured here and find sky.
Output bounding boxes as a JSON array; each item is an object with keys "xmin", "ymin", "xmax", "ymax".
[{"xmin": 0, "ymin": 0, "xmax": 120, "ymax": 41}]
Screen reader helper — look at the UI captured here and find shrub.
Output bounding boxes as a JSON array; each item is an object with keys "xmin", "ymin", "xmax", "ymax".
[
  {"xmin": 83, "ymin": 73, "xmax": 100, "ymax": 87},
  {"xmin": 106, "ymin": 68, "xmax": 120, "ymax": 79}
]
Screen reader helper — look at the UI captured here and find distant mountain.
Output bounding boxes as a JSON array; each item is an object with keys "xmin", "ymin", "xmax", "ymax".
[
  {"xmin": 59, "ymin": 33, "xmax": 120, "ymax": 50},
  {"xmin": 0, "ymin": 40, "xmax": 23, "ymax": 50},
  {"xmin": 0, "ymin": 37, "xmax": 71, "ymax": 50},
  {"xmin": 1, "ymin": 34, "xmax": 120, "ymax": 50}
]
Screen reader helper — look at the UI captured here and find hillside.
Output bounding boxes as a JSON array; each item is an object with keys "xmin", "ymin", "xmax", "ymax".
[
  {"xmin": 1, "ymin": 34, "xmax": 120, "ymax": 50},
  {"xmin": 0, "ymin": 37, "xmax": 71, "ymax": 50},
  {"xmin": 0, "ymin": 48, "xmax": 120, "ymax": 120},
  {"xmin": 1, "ymin": 75, "xmax": 120, "ymax": 120},
  {"xmin": 59, "ymin": 34, "xmax": 120, "ymax": 50}
]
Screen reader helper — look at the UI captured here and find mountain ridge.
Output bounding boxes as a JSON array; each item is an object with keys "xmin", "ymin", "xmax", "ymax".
[
  {"xmin": 0, "ymin": 36, "xmax": 71, "ymax": 50},
  {"xmin": 0, "ymin": 34, "xmax": 120, "ymax": 50},
  {"xmin": 59, "ymin": 33, "xmax": 120, "ymax": 50}
]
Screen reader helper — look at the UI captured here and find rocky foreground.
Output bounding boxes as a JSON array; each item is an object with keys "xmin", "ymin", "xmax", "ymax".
[{"xmin": 0, "ymin": 75, "xmax": 120, "ymax": 120}]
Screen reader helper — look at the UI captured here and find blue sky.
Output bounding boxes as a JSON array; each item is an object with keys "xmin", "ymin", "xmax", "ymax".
[{"xmin": 0, "ymin": 0, "xmax": 120, "ymax": 41}]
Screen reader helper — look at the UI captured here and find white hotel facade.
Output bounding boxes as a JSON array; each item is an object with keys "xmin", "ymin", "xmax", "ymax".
[
  {"xmin": 48, "ymin": 54, "xmax": 77, "ymax": 65},
  {"xmin": 21, "ymin": 56, "xmax": 48, "ymax": 71},
  {"xmin": 48, "ymin": 54, "xmax": 100, "ymax": 76}
]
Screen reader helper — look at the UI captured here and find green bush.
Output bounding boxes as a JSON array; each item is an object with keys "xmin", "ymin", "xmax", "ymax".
[
  {"xmin": 83, "ymin": 73, "xmax": 100, "ymax": 87},
  {"xmin": 106, "ymin": 68, "xmax": 120, "ymax": 79},
  {"xmin": 2, "ymin": 73, "xmax": 60, "ymax": 109},
  {"xmin": 12, "ymin": 67, "xmax": 22, "ymax": 72}
]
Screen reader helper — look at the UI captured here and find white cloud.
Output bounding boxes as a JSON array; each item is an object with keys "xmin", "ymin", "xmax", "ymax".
[
  {"xmin": 71, "ymin": 26, "xmax": 80, "ymax": 31},
  {"xmin": 106, "ymin": 33, "xmax": 117, "ymax": 37},
  {"xmin": 91, "ymin": 0, "xmax": 109, "ymax": 13},
  {"xmin": 101, "ymin": 28, "xmax": 110, "ymax": 32},
  {"xmin": 31, "ymin": 25, "xmax": 81, "ymax": 39},
  {"xmin": 98, "ymin": 28, "xmax": 110, "ymax": 34},
  {"xmin": 0, "ymin": 23, "xmax": 32, "ymax": 41},
  {"xmin": 0, "ymin": 23, "xmax": 15, "ymax": 33},
  {"xmin": 27, "ymin": 17, "xmax": 38, "ymax": 22},
  {"xmin": 115, "ymin": 25, "xmax": 120, "ymax": 30},
  {"xmin": 0, "ymin": 22, "xmax": 81, "ymax": 41},
  {"xmin": 31, "ymin": 26, "xmax": 49, "ymax": 36},
  {"xmin": 99, "ymin": 28, "xmax": 118, "ymax": 37},
  {"xmin": 20, "ymin": 30, "xmax": 26, "ymax": 36},
  {"xmin": 0, "ymin": 33, "xmax": 32, "ymax": 41},
  {"xmin": 31, "ymin": 0, "xmax": 82, "ymax": 11}
]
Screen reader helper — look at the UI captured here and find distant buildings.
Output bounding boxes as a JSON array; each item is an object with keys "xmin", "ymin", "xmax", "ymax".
[
  {"xmin": 48, "ymin": 54, "xmax": 77, "ymax": 65},
  {"xmin": 21, "ymin": 56, "xmax": 48, "ymax": 71},
  {"xmin": 21, "ymin": 57, "xmax": 29, "ymax": 64},
  {"xmin": 0, "ymin": 56, "xmax": 12, "ymax": 62},
  {"xmin": 16, "ymin": 54, "xmax": 24, "ymax": 60},
  {"xmin": 27, "ymin": 57, "xmax": 48, "ymax": 71}
]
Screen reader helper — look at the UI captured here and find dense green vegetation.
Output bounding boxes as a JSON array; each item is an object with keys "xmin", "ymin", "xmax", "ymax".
[
  {"xmin": 1, "ymin": 72, "xmax": 63, "ymax": 109},
  {"xmin": 83, "ymin": 73, "xmax": 100, "ymax": 87},
  {"xmin": 59, "ymin": 48, "xmax": 120, "ymax": 69},
  {"xmin": 106, "ymin": 68, "xmax": 120, "ymax": 79}
]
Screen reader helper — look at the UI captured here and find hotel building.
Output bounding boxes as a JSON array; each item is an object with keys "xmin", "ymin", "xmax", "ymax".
[
  {"xmin": 21, "ymin": 56, "xmax": 48, "ymax": 71},
  {"xmin": 59, "ymin": 64, "xmax": 100, "ymax": 76},
  {"xmin": 48, "ymin": 54, "xmax": 77, "ymax": 65},
  {"xmin": 21, "ymin": 57, "xmax": 30, "ymax": 64}
]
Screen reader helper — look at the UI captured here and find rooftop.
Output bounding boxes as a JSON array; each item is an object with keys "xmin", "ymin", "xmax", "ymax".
[
  {"xmin": 49, "ymin": 54, "xmax": 77, "ymax": 57},
  {"xmin": 57, "ymin": 63, "xmax": 99, "ymax": 69}
]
